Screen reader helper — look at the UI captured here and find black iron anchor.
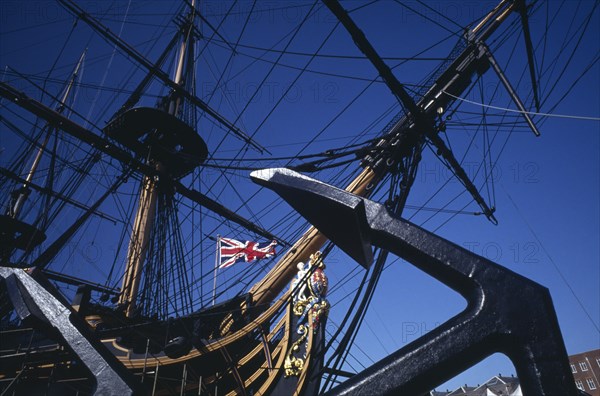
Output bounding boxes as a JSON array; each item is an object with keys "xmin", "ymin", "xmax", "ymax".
[{"xmin": 251, "ymin": 167, "xmax": 577, "ymax": 396}]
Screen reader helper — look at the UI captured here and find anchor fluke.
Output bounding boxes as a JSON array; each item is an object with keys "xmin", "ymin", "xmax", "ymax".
[{"xmin": 251, "ymin": 168, "xmax": 373, "ymax": 268}]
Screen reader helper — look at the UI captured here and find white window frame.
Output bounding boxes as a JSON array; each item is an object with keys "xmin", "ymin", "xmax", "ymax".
[
  {"xmin": 571, "ymin": 363, "xmax": 577, "ymax": 373},
  {"xmin": 580, "ymin": 361, "xmax": 589, "ymax": 371},
  {"xmin": 575, "ymin": 380, "xmax": 584, "ymax": 391},
  {"xmin": 587, "ymin": 378, "xmax": 597, "ymax": 390}
]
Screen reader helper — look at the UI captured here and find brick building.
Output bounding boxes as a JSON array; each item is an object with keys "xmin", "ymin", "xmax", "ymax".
[
  {"xmin": 429, "ymin": 348, "xmax": 600, "ymax": 396},
  {"xmin": 570, "ymin": 349, "xmax": 600, "ymax": 396}
]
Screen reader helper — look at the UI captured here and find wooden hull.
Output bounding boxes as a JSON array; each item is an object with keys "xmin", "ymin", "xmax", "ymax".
[{"xmin": 0, "ymin": 275, "xmax": 327, "ymax": 396}]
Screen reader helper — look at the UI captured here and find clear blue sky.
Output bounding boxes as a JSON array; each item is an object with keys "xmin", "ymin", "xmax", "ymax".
[{"xmin": 1, "ymin": 0, "xmax": 598, "ymax": 393}]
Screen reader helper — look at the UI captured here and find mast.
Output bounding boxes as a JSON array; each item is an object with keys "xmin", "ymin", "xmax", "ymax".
[
  {"xmin": 118, "ymin": 1, "xmax": 197, "ymax": 318},
  {"xmin": 57, "ymin": 0, "xmax": 268, "ymax": 154},
  {"xmin": 8, "ymin": 51, "xmax": 86, "ymax": 220},
  {"xmin": 1, "ymin": 51, "xmax": 86, "ymax": 263},
  {"xmin": 249, "ymin": 0, "xmax": 532, "ymax": 309}
]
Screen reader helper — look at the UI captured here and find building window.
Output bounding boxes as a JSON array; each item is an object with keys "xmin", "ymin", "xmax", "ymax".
[
  {"xmin": 571, "ymin": 363, "xmax": 577, "ymax": 373},
  {"xmin": 587, "ymin": 378, "xmax": 597, "ymax": 390},
  {"xmin": 596, "ymin": 357, "xmax": 600, "ymax": 368},
  {"xmin": 580, "ymin": 361, "xmax": 589, "ymax": 371},
  {"xmin": 576, "ymin": 380, "xmax": 584, "ymax": 391}
]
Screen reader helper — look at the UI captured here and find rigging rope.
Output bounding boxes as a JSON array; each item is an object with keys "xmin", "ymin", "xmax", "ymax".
[{"xmin": 443, "ymin": 90, "xmax": 600, "ymax": 121}]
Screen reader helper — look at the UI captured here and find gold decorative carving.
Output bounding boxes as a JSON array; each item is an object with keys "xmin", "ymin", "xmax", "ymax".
[
  {"xmin": 284, "ymin": 355, "xmax": 304, "ymax": 377},
  {"xmin": 284, "ymin": 252, "xmax": 329, "ymax": 377},
  {"xmin": 284, "ymin": 324, "xmax": 307, "ymax": 377}
]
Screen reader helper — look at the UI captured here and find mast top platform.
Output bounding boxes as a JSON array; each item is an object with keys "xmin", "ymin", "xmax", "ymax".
[
  {"xmin": 103, "ymin": 107, "xmax": 208, "ymax": 178},
  {"xmin": 0, "ymin": 214, "xmax": 47, "ymax": 253}
]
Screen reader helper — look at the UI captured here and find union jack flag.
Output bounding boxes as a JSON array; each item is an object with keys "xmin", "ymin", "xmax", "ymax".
[{"xmin": 218, "ymin": 237, "xmax": 277, "ymax": 269}]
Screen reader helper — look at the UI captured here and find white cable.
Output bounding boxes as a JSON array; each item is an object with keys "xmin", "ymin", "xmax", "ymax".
[{"xmin": 443, "ymin": 90, "xmax": 600, "ymax": 121}]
